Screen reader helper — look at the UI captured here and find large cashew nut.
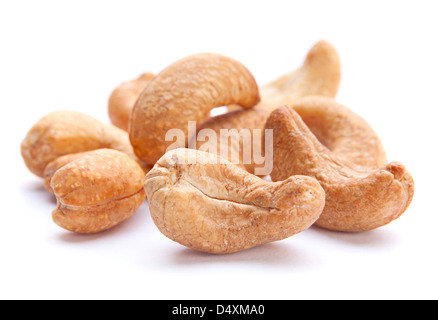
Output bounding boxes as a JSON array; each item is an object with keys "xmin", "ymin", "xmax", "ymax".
[
  {"xmin": 265, "ymin": 105, "xmax": 414, "ymax": 232},
  {"xmin": 21, "ymin": 110, "xmax": 150, "ymax": 177},
  {"xmin": 108, "ymin": 72, "xmax": 155, "ymax": 131},
  {"xmin": 144, "ymin": 148, "xmax": 325, "ymax": 254},
  {"xmin": 129, "ymin": 53, "xmax": 260, "ymax": 165}
]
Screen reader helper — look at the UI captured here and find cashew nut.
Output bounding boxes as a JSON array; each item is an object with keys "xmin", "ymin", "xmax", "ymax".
[
  {"xmin": 129, "ymin": 53, "xmax": 260, "ymax": 165},
  {"xmin": 227, "ymin": 40, "xmax": 341, "ymax": 113},
  {"xmin": 144, "ymin": 148, "xmax": 325, "ymax": 254},
  {"xmin": 51, "ymin": 149, "xmax": 146, "ymax": 234},
  {"xmin": 108, "ymin": 72, "xmax": 155, "ymax": 131},
  {"xmin": 21, "ymin": 110, "xmax": 150, "ymax": 177},
  {"xmin": 265, "ymin": 105, "xmax": 415, "ymax": 232},
  {"xmin": 292, "ymin": 96, "xmax": 387, "ymax": 168}
]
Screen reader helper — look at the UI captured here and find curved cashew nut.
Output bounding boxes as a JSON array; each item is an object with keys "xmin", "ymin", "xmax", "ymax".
[
  {"xmin": 265, "ymin": 106, "xmax": 414, "ymax": 232},
  {"xmin": 228, "ymin": 40, "xmax": 341, "ymax": 113},
  {"xmin": 21, "ymin": 110, "xmax": 150, "ymax": 177},
  {"xmin": 144, "ymin": 148, "xmax": 325, "ymax": 254},
  {"xmin": 51, "ymin": 149, "xmax": 146, "ymax": 234},
  {"xmin": 108, "ymin": 72, "xmax": 155, "ymax": 131},
  {"xmin": 258, "ymin": 40, "xmax": 341, "ymax": 113},
  {"xmin": 292, "ymin": 96, "xmax": 387, "ymax": 168},
  {"xmin": 129, "ymin": 53, "xmax": 260, "ymax": 165}
]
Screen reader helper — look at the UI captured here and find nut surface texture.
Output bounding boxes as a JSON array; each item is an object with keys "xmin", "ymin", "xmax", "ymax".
[
  {"xmin": 51, "ymin": 149, "xmax": 146, "ymax": 233},
  {"xmin": 193, "ymin": 108, "xmax": 271, "ymax": 175},
  {"xmin": 291, "ymin": 96, "xmax": 387, "ymax": 168},
  {"xmin": 129, "ymin": 53, "xmax": 260, "ymax": 165},
  {"xmin": 21, "ymin": 110, "xmax": 149, "ymax": 177},
  {"xmin": 265, "ymin": 106, "xmax": 415, "ymax": 232},
  {"xmin": 43, "ymin": 151, "xmax": 96, "ymax": 193},
  {"xmin": 144, "ymin": 148, "xmax": 325, "ymax": 254},
  {"xmin": 108, "ymin": 72, "xmax": 155, "ymax": 131}
]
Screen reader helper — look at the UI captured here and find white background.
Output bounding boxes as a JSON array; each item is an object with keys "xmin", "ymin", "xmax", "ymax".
[{"xmin": 1, "ymin": 0, "xmax": 437, "ymax": 300}]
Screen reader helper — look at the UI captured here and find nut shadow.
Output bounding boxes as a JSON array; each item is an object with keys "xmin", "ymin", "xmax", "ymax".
[
  {"xmin": 307, "ymin": 225, "xmax": 401, "ymax": 249},
  {"xmin": 170, "ymin": 241, "xmax": 316, "ymax": 269},
  {"xmin": 20, "ymin": 179, "xmax": 57, "ymax": 206}
]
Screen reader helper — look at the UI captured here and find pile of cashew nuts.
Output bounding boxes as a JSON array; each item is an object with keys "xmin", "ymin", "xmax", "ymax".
[{"xmin": 21, "ymin": 40, "xmax": 414, "ymax": 254}]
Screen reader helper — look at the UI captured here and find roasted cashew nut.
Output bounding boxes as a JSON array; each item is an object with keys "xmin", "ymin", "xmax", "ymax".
[
  {"xmin": 144, "ymin": 148, "xmax": 325, "ymax": 254},
  {"xmin": 21, "ymin": 110, "xmax": 150, "ymax": 177},
  {"xmin": 265, "ymin": 105, "xmax": 415, "ymax": 232},
  {"xmin": 292, "ymin": 96, "xmax": 387, "ymax": 168},
  {"xmin": 108, "ymin": 72, "xmax": 155, "ymax": 131},
  {"xmin": 129, "ymin": 53, "xmax": 260, "ymax": 165},
  {"xmin": 51, "ymin": 149, "xmax": 146, "ymax": 234},
  {"xmin": 227, "ymin": 40, "xmax": 341, "ymax": 113}
]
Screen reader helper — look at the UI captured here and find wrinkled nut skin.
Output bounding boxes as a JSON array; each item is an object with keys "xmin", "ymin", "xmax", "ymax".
[
  {"xmin": 108, "ymin": 72, "xmax": 155, "ymax": 131},
  {"xmin": 193, "ymin": 108, "xmax": 271, "ymax": 175},
  {"xmin": 21, "ymin": 110, "xmax": 150, "ymax": 177},
  {"xmin": 265, "ymin": 106, "xmax": 415, "ymax": 232},
  {"xmin": 292, "ymin": 96, "xmax": 387, "ymax": 168},
  {"xmin": 144, "ymin": 148, "xmax": 325, "ymax": 254},
  {"xmin": 43, "ymin": 151, "xmax": 96, "ymax": 193},
  {"xmin": 51, "ymin": 149, "xmax": 146, "ymax": 234},
  {"xmin": 129, "ymin": 53, "xmax": 260, "ymax": 165}
]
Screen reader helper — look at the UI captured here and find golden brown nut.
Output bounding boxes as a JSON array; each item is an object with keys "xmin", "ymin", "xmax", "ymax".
[
  {"xmin": 108, "ymin": 72, "xmax": 155, "ymax": 131},
  {"xmin": 292, "ymin": 96, "xmax": 387, "ymax": 168},
  {"xmin": 265, "ymin": 106, "xmax": 415, "ymax": 232},
  {"xmin": 228, "ymin": 40, "xmax": 341, "ymax": 113},
  {"xmin": 129, "ymin": 53, "xmax": 260, "ymax": 165},
  {"xmin": 21, "ymin": 110, "xmax": 150, "ymax": 177},
  {"xmin": 144, "ymin": 148, "xmax": 325, "ymax": 254},
  {"xmin": 51, "ymin": 149, "xmax": 146, "ymax": 234}
]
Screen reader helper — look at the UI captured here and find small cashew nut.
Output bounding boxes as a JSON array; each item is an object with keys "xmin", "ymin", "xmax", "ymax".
[
  {"xmin": 21, "ymin": 110, "xmax": 150, "ymax": 177},
  {"xmin": 51, "ymin": 149, "xmax": 146, "ymax": 234},
  {"xmin": 144, "ymin": 148, "xmax": 325, "ymax": 254},
  {"xmin": 265, "ymin": 105, "xmax": 415, "ymax": 232},
  {"xmin": 108, "ymin": 72, "xmax": 155, "ymax": 131},
  {"xmin": 129, "ymin": 53, "xmax": 260, "ymax": 165}
]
